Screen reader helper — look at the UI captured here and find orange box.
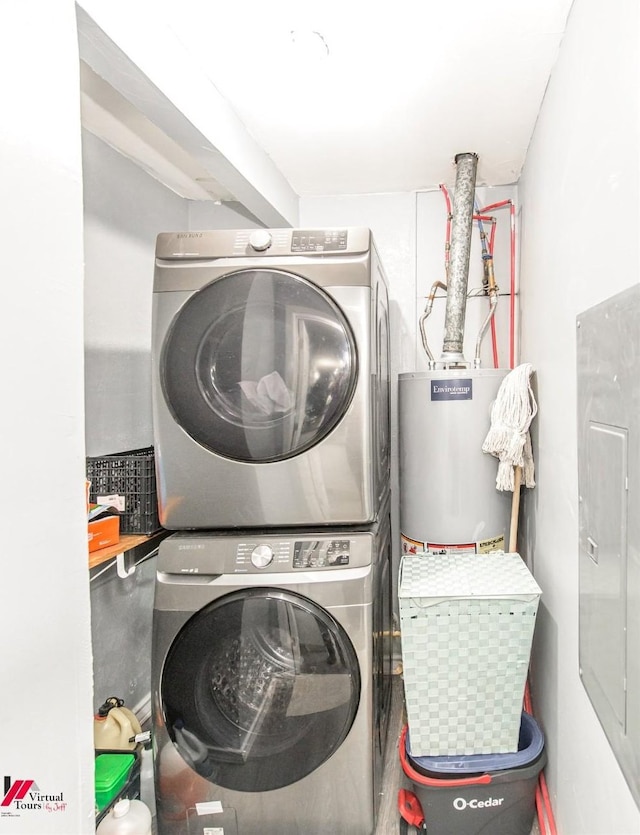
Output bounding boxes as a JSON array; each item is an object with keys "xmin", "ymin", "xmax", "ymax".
[{"xmin": 88, "ymin": 514, "xmax": 120, "ymax": 553}]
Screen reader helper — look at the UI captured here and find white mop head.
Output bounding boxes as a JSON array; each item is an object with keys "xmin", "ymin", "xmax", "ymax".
[{"xmin": 482, "ymin": 363, "xmax": 538, "ymax": 491}]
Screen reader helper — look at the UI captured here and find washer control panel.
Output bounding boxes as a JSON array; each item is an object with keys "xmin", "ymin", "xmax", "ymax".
[
  {"xmin": 250, "ymin": 544, "xmax": 274, "ymax": 568},
  {"xmin": 157, "ymin": 531, "xmax": 373, "ymax": 575},
  {"xmin": 233, "ymin": 538, "xmax": 351, "ymax": 570},
  {"xmin": 235, "ymin": 540, "xmax": 290, "ymax": 570}
]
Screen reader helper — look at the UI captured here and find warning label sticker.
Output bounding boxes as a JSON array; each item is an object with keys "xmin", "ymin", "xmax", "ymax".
[
  {"xmin": 478, "ymin": 534, "xmax": 506, "ymax": 553},
  {"xmin": 402, "ymin": 534, "xmax": 506, "ymax": 556},
  {"xmin": 401, "ymin": 534, "xmax": 425, "ymax": 555},
  {"xmin": 427, "ymin": 542, "xmax": 477, "ymax": 555}
]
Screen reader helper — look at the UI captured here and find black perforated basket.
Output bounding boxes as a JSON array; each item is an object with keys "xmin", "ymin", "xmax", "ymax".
[{"xmin": 86, "ymin": 447, "xmax": 160, "ymax": 535}]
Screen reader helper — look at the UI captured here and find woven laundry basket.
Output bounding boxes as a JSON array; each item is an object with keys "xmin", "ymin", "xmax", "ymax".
[{"xmin": 399, "ymin": 551, "xmax": 541, "ymax": 757}]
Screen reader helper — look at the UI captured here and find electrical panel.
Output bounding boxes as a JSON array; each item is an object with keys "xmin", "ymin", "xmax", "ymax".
[{"xmin": 577, "ymin": 284, "xmax": 640, "ymax": 810}]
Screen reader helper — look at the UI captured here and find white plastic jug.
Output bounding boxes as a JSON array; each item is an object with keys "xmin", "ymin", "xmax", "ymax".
[
  {"xmin": 94, "ymin": 698, "xmax": 142, "ymax": 751},
  {"xmin": 96, "ymin": 798, "xmax": 152, "ymax": 835},
  {"xmin": 139, "ymin": 746, "xmax": 156, "ymax": 818}
]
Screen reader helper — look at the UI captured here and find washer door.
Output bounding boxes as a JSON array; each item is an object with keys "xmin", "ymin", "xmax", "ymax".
[
  {"xmin": 160, "ymin": 588, "xmax": 361, "ymax": 792},
  {"xmin": 160, "ymin": 269, "xmax": 357, "ymax": 463}
]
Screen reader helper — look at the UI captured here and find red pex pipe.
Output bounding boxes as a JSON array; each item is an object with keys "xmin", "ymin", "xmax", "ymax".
[
  {"xmin": 478, "ymin": 198, "xmax": 516, "ymax": 368},
  {"xmin": 509, "ymin": 201, "xmax": 516, "ymax": 368},
  {"xmin": 536, "ymin": 786, "xmax": 548, "ymax": 835},
  {"xmin": 487, "ymin": 217, "xmax": 499, "ymax": 368},
  {"xmin": 474, "ymin": 202, "xmax": 500, "ymax": 369},
  {"xmin": 440, "ymin": 189, "xmax": 516, "ymax": 368},
  {"xmin": 477, "ymin": 199, "xmax": 510, "ymax": 213},
  {"xmin": 524, "ymin": 679, "xmax": 558, "ymax": 835},
  {"xmin": 539, "ymin": 771, "xmax": 558, "ymax": 835},
  {"xmin": 439, "ymin": 184, "xmax": 452, "ymax": 276}
]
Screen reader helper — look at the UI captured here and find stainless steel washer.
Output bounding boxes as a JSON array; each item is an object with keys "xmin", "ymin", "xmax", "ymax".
[
  {"xmin": 151, "ymin": 501, "xmax": 393, "ymax": 835},
  {"xmin": 151, "ymin": 227, "xmax": 390, "ymax": 529}
]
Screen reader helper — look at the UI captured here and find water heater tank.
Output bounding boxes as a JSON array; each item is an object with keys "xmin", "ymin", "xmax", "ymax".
[{"xmin": 399, "ymin": 369, "xmax": 512, "ymax": 554}]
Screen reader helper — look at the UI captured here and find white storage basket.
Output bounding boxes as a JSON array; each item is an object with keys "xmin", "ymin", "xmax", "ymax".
[{"xmin": 399, "ymin": 551, "xmax": 541, "ymax": 756}]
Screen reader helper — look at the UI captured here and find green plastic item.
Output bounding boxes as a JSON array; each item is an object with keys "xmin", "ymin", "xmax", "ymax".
[{"xmin": 95, "ymin": 753, "xmax": 135, "ymax": 812}]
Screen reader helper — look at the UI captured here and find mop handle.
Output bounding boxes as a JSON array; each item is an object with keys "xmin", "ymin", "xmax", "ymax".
[{"xmin": 509, "ymin": 465, "xmax": 522, "ymax": 552}]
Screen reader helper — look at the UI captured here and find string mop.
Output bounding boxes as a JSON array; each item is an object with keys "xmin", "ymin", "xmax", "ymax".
[
  {"xmin": 482, "ymin": 363, "xmax": 538, "ymax": 492},
  {"xmin": 482, "ymin": 364, "xmax": 557, "ymax": 834}
]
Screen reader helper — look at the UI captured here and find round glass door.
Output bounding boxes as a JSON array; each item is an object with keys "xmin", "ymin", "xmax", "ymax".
[
  {"xmin": 161, "ymin": 269, "xmax": 357, "ymax": 462},
  {"xmin": 160, "ymin": 589, "xmax": 361, "ymax": 792}
]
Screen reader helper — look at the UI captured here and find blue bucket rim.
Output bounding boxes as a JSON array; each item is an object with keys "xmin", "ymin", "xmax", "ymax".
[{"xmin": 406, "ymin": 711, "xmax": 544, "ymax": 774}]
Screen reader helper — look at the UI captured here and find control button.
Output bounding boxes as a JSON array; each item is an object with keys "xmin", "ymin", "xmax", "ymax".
[
  {"xmin": 249, "ymin": 229, "xmax": 273, "ymax": 251},
  {"xmin": 251, "ymin": 544, "xmax": 274, "ymax": 568}
]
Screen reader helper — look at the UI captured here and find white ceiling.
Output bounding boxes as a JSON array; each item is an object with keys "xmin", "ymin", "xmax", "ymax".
[{"xmin": 161, "ymin": 0, "xmax": 574, "ymax": 195}]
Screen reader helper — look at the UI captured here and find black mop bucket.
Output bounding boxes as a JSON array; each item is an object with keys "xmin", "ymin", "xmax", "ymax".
[{"xmin": 398, "ymin": 712, "xmax": 546, "ymax": 835}]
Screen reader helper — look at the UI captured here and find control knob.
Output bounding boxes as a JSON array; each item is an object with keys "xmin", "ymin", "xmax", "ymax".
[
  {"xmin": 249, "ymin": 229, "xmax": 273, "ymax": 251},
  {"xmin": 251, "ymin": 544, "xmax": 274, "ymax": 568}
]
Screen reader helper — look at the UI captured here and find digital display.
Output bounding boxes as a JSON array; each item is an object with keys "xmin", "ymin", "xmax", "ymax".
[
  {"xmin": 293, "ymin": 539, "xmax": 350, "ymax": 568},
  {"xmin": 291, "ymin": 229, "xmax": 348, "ymax": 252}
]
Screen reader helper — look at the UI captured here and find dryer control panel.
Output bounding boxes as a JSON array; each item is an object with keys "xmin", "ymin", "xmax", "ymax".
[
  {"xmin": 156, "ymin": 530, "xmax": 374, "ymax": 575},
  {"xmin": 155, "ymin": 227, "xmax": 370, "ymax": 260},
  {"xmin": 290, "ymin": 229, "xmax": 348, "ymax": 252}
]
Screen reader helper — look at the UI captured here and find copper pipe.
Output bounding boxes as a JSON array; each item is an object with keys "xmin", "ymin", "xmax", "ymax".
[{"xmin": 419, "ymin": 281, "xmax": 448, "ymax": 367}]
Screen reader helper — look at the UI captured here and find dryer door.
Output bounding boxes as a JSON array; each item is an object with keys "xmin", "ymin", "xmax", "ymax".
[
  {"xmin": 160, "ymin": 588, "xmax": 361, "ymax": 792},
  {"xmin": 160, "ymin": 269, "xmax": 357, "ymax": 463}
]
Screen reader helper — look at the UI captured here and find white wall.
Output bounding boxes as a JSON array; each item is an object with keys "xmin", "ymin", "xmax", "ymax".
[
  {"xmin": 0, "ymin": 3, "xmax": 95, "ymax": 833},
  {"xmin": 519, "ymin": 0, "xmax": 640, "ymax": 832},
  {"xmin": 301, "ymin": 193, "xmax": 417, "ymax": 370},
  {"xmin": 188, "ymin": 200, "xmax": 263, "ymax": 231},
  {"xmin": 83, "ymin": 130, "xmax": 190, "ymax": 456},
  {"xmin": 83, "ymin": 130, "xmax": 262, "ymax": 457},
  {"xmin": 77, "ymin": 1, "xmax": 299, "ymax": 228}
]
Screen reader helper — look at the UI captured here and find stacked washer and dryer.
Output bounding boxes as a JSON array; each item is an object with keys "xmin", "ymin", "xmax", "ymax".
[{"xmin": 150, "ymin": 227, "xmax": 393, "ymax": 835}]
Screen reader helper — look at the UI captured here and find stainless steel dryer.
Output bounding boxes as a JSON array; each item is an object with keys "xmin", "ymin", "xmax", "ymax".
[
  {"xmin": 151, "ymin": 227, "xmax": 390, "ymax": 529},
  {"xmin": 151, "ymin": 501, "xmax": 393, "ymax": 835}
]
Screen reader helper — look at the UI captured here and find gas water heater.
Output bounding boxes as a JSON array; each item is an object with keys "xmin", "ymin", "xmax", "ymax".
[
  {"xmin": 399, "ymin": 368, "xmax": 510, "ymax": 553},
  {"xmin": 399, "ymin": 153, "xmax": 511, "ymax": 554}
]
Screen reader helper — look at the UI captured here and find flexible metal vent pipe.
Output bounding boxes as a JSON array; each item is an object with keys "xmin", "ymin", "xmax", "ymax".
[{"xmin": 441, "ymin": 152, "xmax": 478, "ymax": 365}]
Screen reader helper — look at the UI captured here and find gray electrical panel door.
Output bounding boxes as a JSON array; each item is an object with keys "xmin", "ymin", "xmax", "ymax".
[{"xmin": 577, "ymin": 284, "xmax": 640, "ymax": 810}]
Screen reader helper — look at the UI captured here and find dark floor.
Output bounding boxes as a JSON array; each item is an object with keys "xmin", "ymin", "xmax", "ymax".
[{"xmin": 374, "ymin": 675, "xmax": 406, "ymax": 834}]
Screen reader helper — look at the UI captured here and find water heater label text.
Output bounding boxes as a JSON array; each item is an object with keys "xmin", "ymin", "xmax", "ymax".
[{"xmin": 431, "ymin": 379, "xmax": 473, "ymax": 401}]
